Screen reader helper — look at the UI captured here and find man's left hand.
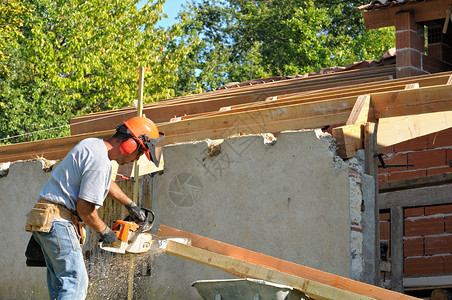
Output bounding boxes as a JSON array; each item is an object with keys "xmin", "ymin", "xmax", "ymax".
[{"xmin": 125, "ymin": 202, "xmax": 146, "ymax": 224}]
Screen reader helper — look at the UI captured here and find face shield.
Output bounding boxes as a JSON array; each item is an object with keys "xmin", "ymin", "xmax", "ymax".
[
  {"xmin": 117, "ymin": 123, "xmax": 165, "ymax": 167},
  {"xmin": 140, "ymin": 132, "xmax": 165, "ymax": 167}
]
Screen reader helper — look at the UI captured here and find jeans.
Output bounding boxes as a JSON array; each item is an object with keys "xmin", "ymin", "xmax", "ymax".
[{"xmin": 33, "ymin": 221, "xmax": 88, "ymax": 300}]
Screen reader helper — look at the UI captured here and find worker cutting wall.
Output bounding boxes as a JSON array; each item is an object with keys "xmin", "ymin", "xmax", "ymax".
[{"xmin": 0, "ymin": 129, "xmax": 363, "ymax": 299}]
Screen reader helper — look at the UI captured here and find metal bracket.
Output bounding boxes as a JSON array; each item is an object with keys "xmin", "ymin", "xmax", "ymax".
[{"xmin": 375, "ymin": 153, "xmax": 414, "ymax": 169}]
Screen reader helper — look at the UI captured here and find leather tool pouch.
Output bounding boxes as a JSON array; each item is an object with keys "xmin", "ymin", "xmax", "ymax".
[
  {"xmin": 72, "ymin": 216, "xmax": 86, "ymax": 246},
  {"xmin": 24, "ymin": 203, "xmax": 56, "ymax": 233}
]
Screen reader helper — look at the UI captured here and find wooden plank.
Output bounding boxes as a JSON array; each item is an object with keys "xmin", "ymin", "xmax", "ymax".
[
  {"xmin": 376, "ymin": 77, "xmax": 451, "ymax": 148},
  {"xmin": 332, "ymin": 94, "xmax": 374, "ymax": 158},
  {"xmin": 177, "ymin": 73, "xmax": 451, "ymax": 125},
  {"xmin": 372, "ymin": 84, "xmax": 452, "ymax": 119},
  {"xmin": 390, "ymin": 206, "xmax": 404, "ymax": 293},
  {"xmin": 164, "ymin": 241, "xmax": 376, "ymax": 300},
  {"xmin": 379, "ymin": 172, "xmax": 452, "ymax": 194},
  {"xmin": 70, "ymin": 69, "xmax": 449, "ymax": 133},
  {"xmin": 0, "ymin": 130, "xmax": 112, "ymax": 162},
  {"xmin": 335, "ymin": 83, "xmax": 452, "ymax": 156},
  {"xmin": 158, "ymin": 225, "xmax": 419, "ymax": 300},
  {"xmin": 69, "ymin": 66, "xmax": 397, "ymax": 134},
  {"xmin": 346, "ymin": 95, "xmax": 374, "ymax": 125},
  {"xmin": 379, "ymin": 184, "xmax": 452, "ymax": 210},
  {"xmin": 2, "ymin": 81, "xmax": 452, "ymax": 163},
  {"xmin": 275, "ymin": 72, "xmax": 452, "ymax": 102},
  {"xmin": 70, "ymin": 70, "xmax": 452, "ymax": 137},
  {"xmin": 177, "ymin": 76, "xmax": 393, "ymax": 121},
  {"xmin": 157, "ymin": 97, "xmax": 355, "ymax": 143},
  {"xmin": 377, "ymin": 111, "xmax": 452, "ymax": 148},
  {"xmin": 332, "ymin": 124, "xmax": 363, "ymax": 159},
  {"xmin": 361, "ymin": 0, "xmax": 452, "ymax": 29}
]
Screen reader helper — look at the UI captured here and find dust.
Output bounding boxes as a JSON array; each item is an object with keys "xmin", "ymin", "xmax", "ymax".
[{"xmin": 86, "ymin": 249, "xmax": 164, "ymax": 300}]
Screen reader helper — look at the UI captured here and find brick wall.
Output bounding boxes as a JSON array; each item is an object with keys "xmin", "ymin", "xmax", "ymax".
[
  {"xmin": 378, "ymin": 128, "xmax": 452, "ymax": 183},
  {"xmin": 378, "ymin": 128, "xmax": 452, "ymax": 277},
  {"xmin": 404, "ymin": 205, "xmax": 452, "ymax": 276}
]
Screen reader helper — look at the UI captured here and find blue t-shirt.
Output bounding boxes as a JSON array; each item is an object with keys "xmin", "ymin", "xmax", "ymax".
[{"xmin": 39, "ymin": 138, "xmax": 112, "ymax": 211}]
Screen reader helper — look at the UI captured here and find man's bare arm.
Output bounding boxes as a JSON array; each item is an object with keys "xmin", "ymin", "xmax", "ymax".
[
  {"xmin": 76, "ymin": 199, "xmax": 107, "ymax": 232},
  {"xmin": 108, "ymin": 180, "xmax": 133, "ymax": 206}
]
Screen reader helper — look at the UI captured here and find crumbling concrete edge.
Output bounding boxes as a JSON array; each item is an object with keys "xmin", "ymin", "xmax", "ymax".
[{"xmin": 0, "ymin": 159, "xmax": 58, "ymax": 178}]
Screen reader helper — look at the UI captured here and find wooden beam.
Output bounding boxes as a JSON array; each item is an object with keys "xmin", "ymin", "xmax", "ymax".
[
  {"xmin": 177, "ymin": 76, "xmax": 392, "ymax": 121},
  {"xmin": 164, "ymin": 241, "xmax": 376, "ymax": 300},
  {"xmin": 0, "ymin": 130, "xmax": 112, "ymax": 163},
  {"xmin": 332, "ymin": 124, "xmax": 363, "ymax": 159},
  {"xmin": 377, "ymin": 111, "xmax": 452, "ymax": 148},
  {"xmin": 379, "ymin": 184, "xmax": 452, "ymax": 210},
  {"xmin": 216, "ymin": 72, "xmax": 450, "ymax": 118},
  {"xmin": 158, "ymin": 225, "xmax": 418, "ymax": 300},
  {"xmin": 158, "ymin": 96, "xmax": 356, "ymax": 143},
  {"xmin": 376, "ymin": 78, "xmax": 451, "ymax": 148},
  {"xmin": 379, "ymin": 172, "xmax": 452, "ymax": 193},
  {"xmin": 361, "ymin": 0, "xmax": 452, "ymax": 30},
  {"xmin": 372, "ymin": 84, "xmax": 452, "ymax": 118},
  {"xmin": 346, "ymin": 95, "xmax": 374, "ymax": 125},
  {"xmin": 2, "ymin": 82, "xmax": 451, "ymax": 163},
  {"xmin": 70, "ymin": 67, "xmax": 396, "ymax": 135},
  {"xmin": 332, "ymin": 94, "xmax": 374, "ymax": 159}
]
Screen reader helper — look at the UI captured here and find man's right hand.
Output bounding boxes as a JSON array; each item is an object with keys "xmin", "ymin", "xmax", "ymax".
[{"xmin": 99, "ymin": 226, "xmax": 118, "ymax": 243}]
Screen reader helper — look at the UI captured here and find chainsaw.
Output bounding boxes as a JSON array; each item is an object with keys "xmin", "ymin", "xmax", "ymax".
[
  {"xmin": 99, "ymin": 208, "xmax": 156, "ymax": 254},
  {"xmin": 99, "ymin": 208, "xmax": 192, "ymax": 254}
]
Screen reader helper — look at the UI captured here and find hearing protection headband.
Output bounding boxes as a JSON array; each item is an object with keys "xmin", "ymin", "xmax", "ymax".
[{"xmin": 116, "ymin": 124, "xmax": 165, "ymax": 167}]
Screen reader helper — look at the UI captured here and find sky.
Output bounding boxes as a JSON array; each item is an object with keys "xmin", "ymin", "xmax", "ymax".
[{"xmin": 138, "ymin": 0, "xmax": 194, "ymax": 29}]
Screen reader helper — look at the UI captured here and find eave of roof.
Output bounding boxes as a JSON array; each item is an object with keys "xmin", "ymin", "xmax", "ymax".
[
  {"xmin": 217, "ymin": 48, "xmax": 396, "ymax": 90},
  {"xmin": 358, "ymin": 0, "xmax": 427, "ymax": 11}
]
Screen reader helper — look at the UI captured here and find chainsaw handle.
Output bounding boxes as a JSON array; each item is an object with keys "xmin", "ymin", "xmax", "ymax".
[{"xmin": 141, "ymin": 208, "xmax": 155, "ymax": 225}]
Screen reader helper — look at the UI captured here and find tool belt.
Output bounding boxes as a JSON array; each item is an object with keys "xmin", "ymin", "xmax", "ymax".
[{"xmin": 25, "ymin": 198, "xmax": 86, "ymax": 245}]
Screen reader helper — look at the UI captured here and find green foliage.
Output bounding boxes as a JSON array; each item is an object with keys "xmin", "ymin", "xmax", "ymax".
[
  {"xmin": 0, "ymin": 0, "xmax": 28, "ymax": 76},
  {"xmin": 1, "ymin": 0, "xmax": 196, "ymax": 144},
  {"xmin": 174, "ymin": 0, "xmax": 395, "ymax": 92}
]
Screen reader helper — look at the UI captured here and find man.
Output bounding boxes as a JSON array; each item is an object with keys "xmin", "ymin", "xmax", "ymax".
[{"xmin": 26, "ymin": 116, "xmax": 164, "ymax": 299}]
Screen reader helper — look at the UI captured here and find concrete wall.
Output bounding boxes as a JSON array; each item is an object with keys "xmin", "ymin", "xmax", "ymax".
[
  {"xmin": 0, "ymin": 130, "xmax": 362, "ymax": 299},
  {"xmin": 0, "ymin": 161, "xmax": 52, "ymax": 299},
  {"xmin": 142, "ymin": 130, "xmax": 352, "ymax": 299}
]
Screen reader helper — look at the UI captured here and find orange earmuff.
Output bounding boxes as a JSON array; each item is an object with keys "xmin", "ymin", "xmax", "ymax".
[{"xmin": 119, "ymin": 138, "xmax": 138, "ymax": 155}]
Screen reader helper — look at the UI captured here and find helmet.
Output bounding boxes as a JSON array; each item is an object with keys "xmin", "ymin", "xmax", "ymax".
[{"xmin": 119, "ymin": 117, "xmax": 164, "ymax": 166}]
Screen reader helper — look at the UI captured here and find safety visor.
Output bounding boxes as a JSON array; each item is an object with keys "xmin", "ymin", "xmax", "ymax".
[
  {"xmin": 141, "ymin": 133, "xmax": 165, "ymax": 167},
  {"xmin": 118, "ymin": 122, "xmax": 165, "ymax": 166}
]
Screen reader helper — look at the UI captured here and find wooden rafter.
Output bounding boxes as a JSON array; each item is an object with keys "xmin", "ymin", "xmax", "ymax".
[
  {"xmin": 1, "ymin": 83, "xmax": 451, "ymax": 163},
  {"xmin": 69, "ymin": 67, "xmax": 396, "ymax": 135},
  {"xmin": 158, "ymin": 225, "xmax": 419, "ymax": 300}
]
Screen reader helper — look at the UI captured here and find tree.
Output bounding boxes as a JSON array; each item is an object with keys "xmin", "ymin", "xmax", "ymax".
[
  {"xmin": 173, "ymin": 0, "xmax": 395, "ymax": 92},
  {"xmin": 0, "ymin": 0, "xmax": 197, "ymax": 144}
]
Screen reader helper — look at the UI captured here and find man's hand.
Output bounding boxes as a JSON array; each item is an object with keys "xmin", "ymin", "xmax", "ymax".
[
  {"xmin": 125, "ymin": 202, "xmax": 146, "ymax": 224},
  {"xmin": 99, "ymin": 226, "xmax": 118, "ymax": 244}
]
